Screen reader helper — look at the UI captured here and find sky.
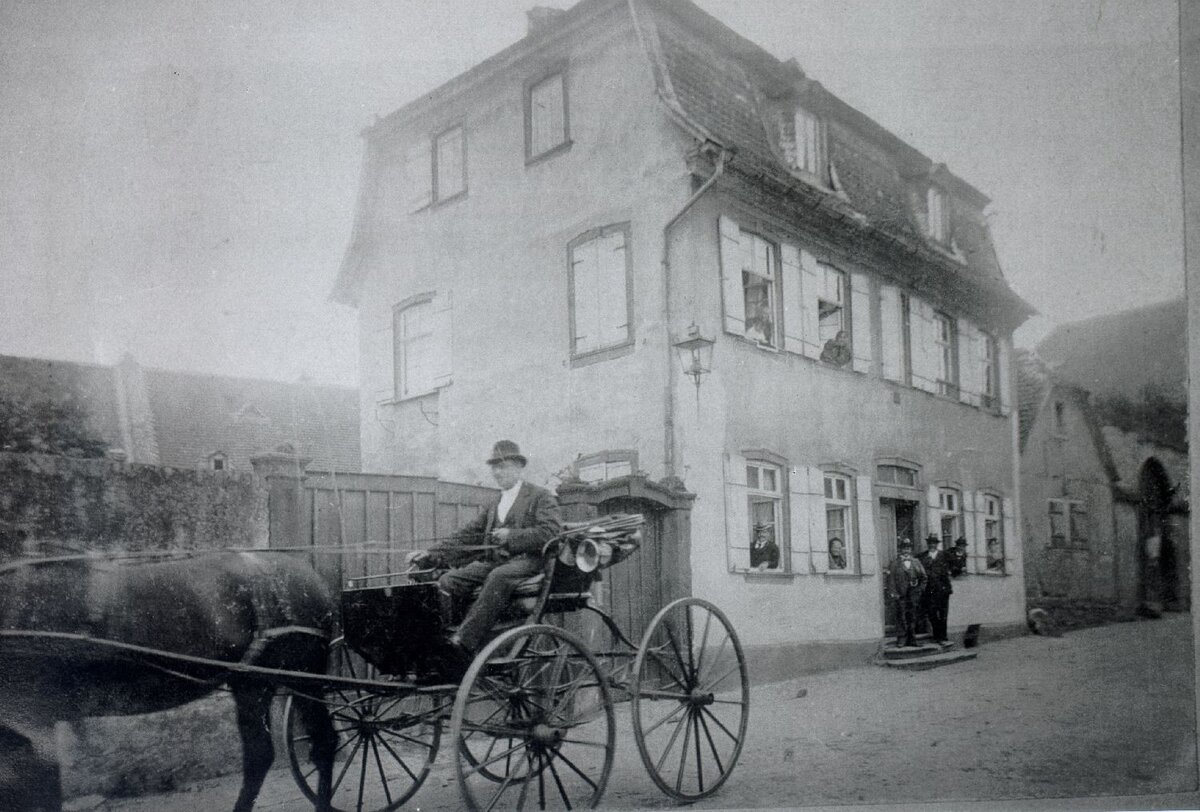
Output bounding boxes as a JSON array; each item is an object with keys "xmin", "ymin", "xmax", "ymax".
[{"xmin": 0, "ymin": 0, "xmax": 1183, "ymax": 386}]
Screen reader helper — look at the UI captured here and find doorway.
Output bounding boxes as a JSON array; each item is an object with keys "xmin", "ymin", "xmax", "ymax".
[{"xmin": 878, "ymin": 498, "xmax": 918, "ymax": 631}]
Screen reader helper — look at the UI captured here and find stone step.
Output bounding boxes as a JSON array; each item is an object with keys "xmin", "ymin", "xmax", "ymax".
[
  {"xmin": 880, "ymin": 641, "xmax": 956, "ymax": 660},
  {"xmin": 877, "ymin": 648, "xmax": 978, "ymax": 670}
]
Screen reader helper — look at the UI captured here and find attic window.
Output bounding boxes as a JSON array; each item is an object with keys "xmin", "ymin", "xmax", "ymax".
[
  {"xmin": 209, "ymin": 453, "xmax": 227, "ymax": 471},
  {"xmin": 779, "ymin": 106, "xmax": 826, "ymax": 180},
  {"xmin": 927, "ymin": 186, "xmax": 949, "ymax": 242}
]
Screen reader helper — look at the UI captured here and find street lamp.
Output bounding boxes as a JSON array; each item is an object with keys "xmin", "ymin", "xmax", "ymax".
[{"xmin": 673, "ymin": 323, "xmax": 715, "ymax": 394}]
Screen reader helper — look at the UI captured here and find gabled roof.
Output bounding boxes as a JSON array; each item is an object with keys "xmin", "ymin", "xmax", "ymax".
[{"xmin": 1037, "ymin": 298, "xmax": 1186, "ymax": 404}]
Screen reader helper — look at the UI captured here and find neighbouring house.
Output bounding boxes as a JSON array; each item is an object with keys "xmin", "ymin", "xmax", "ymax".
[
  {"xmin": 0, "ymin": 353, "xmax": 360, "ymax": 472},
  {"xmin": 333, "ymin": 0, "xmax": 1034, "ymax": 675},
  {"xmin": 1018, "ymin": 301, "xmax": 1189, "ymax": 625}
]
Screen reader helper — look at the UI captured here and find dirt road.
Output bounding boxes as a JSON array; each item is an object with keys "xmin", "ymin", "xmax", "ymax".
[{"xmin": 87, "ymin": 614, "xmax": 1197, "ymax": 811}]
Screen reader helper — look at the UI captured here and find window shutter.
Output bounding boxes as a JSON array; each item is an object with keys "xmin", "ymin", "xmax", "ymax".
[
  {"xmin": 597, "ymin": 230, "xmax": 629, "ymax": 348},
  {"xmin": 879, "ymin": 285, "xmax": 904, "ymax": 382},
  {"xmin": 1002, "ymin": 496, "xmax": 1016, "ymax": 573},
  {"xmin": 998, "ymin": 337, "xmax": 1012, "ymax": 415},
  {"xmin": 799, "ymin": 249, "xmax": 822, "ymax": 358},
  {"xmin": 724, "ymin": 452, "xmax": 750, "ymax": 571},
  {"xmin": 855, "ymin": 475, "xmax": 877, "ymax": 575},
  {"xmin": 788, "ymin": 465, "xmax": 812, "ymax": 573},
  {"xmin": 369, "ymin": 318, "xmax": 394, "ymax": 403},
  {"xmin": 971, "ymin": 491, "xmax": 988, "ymax": 574},
  {"xmin": 403, "ymin": 137, "xmax": 433, "ymax": 212},
  {"xmin": 910, "ymin": 297, "xmax": 938, "ymax": 393},
  {"xmin": 808, "ymin": 467, "xmax": 830, "ymax": 573},
  {"xmin": 780, "ymin": 242, "xmax": 804, "ymax": 355},
  {"xmin": 850, "ymin": 272, "xmax": 873, "ymax": 374},
  {"xmin": 718, "ymin": 216, "xmax": 746, "ymax": 336},
  {"xmin": 430, "ymin": 293, "xmax": 453, "ymax": 389},
  {"xmin": 957, "ymin": 320, "xmax": 976, "ymax": 405},
  {"xmin": 571, "ymin": 237, "xmax": 599, "ymax": 354},
  {"xmin": 925, "ymin": 484, "xmax": 941, "ymax": 542}
]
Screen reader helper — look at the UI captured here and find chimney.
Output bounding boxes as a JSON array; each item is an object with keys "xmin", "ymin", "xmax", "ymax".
[{"xmin": 526, "ymin": 6, "xmax": 565, "ymax": 36}]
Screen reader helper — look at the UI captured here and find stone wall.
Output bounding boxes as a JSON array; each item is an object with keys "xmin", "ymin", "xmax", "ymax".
[{"xmin": 0, "ymin": 451, "xmax": 267, "ymax": 554}]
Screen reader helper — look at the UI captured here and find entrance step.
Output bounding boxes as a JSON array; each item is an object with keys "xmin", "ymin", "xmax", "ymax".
[
  {"xmin": 877, "ymin": 648, "xmax": 978, "ymax": 670},
  {"xmin": 880, "ymin": 641, "xmax": 952, "ymax": 660}
]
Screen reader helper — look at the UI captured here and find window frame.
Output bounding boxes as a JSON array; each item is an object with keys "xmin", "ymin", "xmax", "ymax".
[
  {"xmin": 780, "ymin": 105, "xmax": 827, "ymax": 183},
  {"xmin": 209, "ymin": 452, "xmax": 227, "ymax": 472},
  {"xmin": 745, "ymin": 457, "xmax": 787, "ymax": 573},
  {"xmin": 574, "ymin": 449, "xmax": 638, "ymax": 483},
  {"xmin": 899, "ymin": 292, "xmax": 914, "ymax": 386},
  {"xmin": 933, "ymin": 311, "xmax": 959, "ymax": 397},
  {"xmin": 981, "ymin": 492, "xmax": 1006, "ymax": 572},
  {"xmin": 816, "ymin": 262, "xmax": 848, "ymax": 351},
  {"xmin": 737, "ymin": 228, "xmax": 780, "ymax": 348},
  {"xmin": 980, "ymin": 332, "xmax": 999, "ymax": 410},
  {"xmin": 935, "ymin": 485, "xmax": 963, "ymax": 547},
  {"xmin": 927, "ymin": 186, "xmax": 949, "ymax": 243},
  {"xmin": 567, "ymin": 222, "xmax": 634, "ymax": 365},
  {"xmin": 525, "ymin": 68, "xmax": 571, "ymax": 164},
  {"xmin": 822, "ymin": 471, "xmax": 855, "ymax": 572},
  {"xmin": 432, "ymin": 123, "xmax": 467, "ymax": 204},
  {"xmin": 1048, "ymin": 498, "xmax": 1088, "ymax": 548},
  {"xmin": 392, "ymin": 292, "xmax": 437, "ymax": 400}
]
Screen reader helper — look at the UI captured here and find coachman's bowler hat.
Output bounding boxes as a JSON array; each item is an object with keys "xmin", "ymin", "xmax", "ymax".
[{"xmin": 486, "ymin": 440, "xmax": 527, "ymax": 467}]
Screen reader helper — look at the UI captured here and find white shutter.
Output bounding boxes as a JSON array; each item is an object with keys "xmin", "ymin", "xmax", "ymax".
[
  {"xmin": 430, "ymin": 293, "xmax": 453, "ymax": 389},
  {"xmin": 910, "ymin": 297, "xmax": 939, "ymax": 393},
  {"xmin": 368, "ymin": 318, "xmax": 394, "ymax": 403},
  {"xmin": 1002, "ymin": 496, "xmax": 1016, "ymax": 573},
  {"xmin": 961, "ymin": 491, "xmax": 978, "ymax": 573},
  {"xmin": 855, "ymin": 475, "xmax": 877, "ymax": 575},
  {"xmin": 571, "ymin": 238, "xmax": 599, "ymax": 354},
  {"xmin": 799, "ymin": 249, "xmax": 822, "ymax": 358},
  {"xmin": 780, "ymin": 242, "xmax": 804, "ymax": 355},
  {"xmin": 808, "ymin": 467, "xmax": 830, "ymax": 573},
  {"xmin": 725, "ymin": 453, "xmax": 750, "ymax": 571},
  {"xmin": 718, "ymin": 216, "xmax": 746, "ymax": 336},
  {"xmin": 788, "ymin": 465, "xmax": 812, "ymax": 573},
  {"xmin": 972, "ymin": 491, "xmax": 988, "ymax": 574},
  {"xmin": 403, "ymin": 137, "xmax": 433, "ymax": 212},
  {"xmin": 957, "ymin": 319, "xmax": 978, "ymax": 406},
  {"xmin": 598, "ymin": 230, "xmax": 629, "ymax": 348},
  {"xmin": 850, "ymin": 271, "xmax": 873, "ymax": 374},
  {"xmin": 998, "ymin": 337, "xmax": 1013, "ymax": 416},
  {"xmin": 879, "ymin": 284, "xmax": 904, "ymax": 382},
  {"xmin": 926, "ymin": 484, "xmax": 941, "ymax": 544}
]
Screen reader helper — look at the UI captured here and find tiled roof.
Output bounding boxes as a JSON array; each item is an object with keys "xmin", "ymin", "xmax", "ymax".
[
  {"xmin": 1037, "ymin": 298, "xmax": 1186, "ymax": 404},
  {"xmin": 143, "ymin": 368, "xmax": 360, "ymax": 472}
]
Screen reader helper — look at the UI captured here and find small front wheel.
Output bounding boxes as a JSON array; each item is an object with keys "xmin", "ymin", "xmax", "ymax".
[
  {"xmin": 450, "ymin": 624, "xmax": 615, "ymax": 810},
  {"xmin": 630, "ymin": 597, "xmax": 749, "ymax": 801}
]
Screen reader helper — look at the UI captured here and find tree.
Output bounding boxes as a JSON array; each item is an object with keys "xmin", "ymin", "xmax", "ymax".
[
  {"xmin": 0, "ymin": 384, "xmax": 108, "ymax": 458},
  {"xmin": 1093, "ymin": 382, "xmax": 1187, "ymax": 450}
]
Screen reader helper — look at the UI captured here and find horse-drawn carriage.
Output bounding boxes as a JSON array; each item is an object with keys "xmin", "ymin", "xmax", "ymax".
[{"xmin": 0, "ymin": 516, "xmax": 749, "ymax": 811}]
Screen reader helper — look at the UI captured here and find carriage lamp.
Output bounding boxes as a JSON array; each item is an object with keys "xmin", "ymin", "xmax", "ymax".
[{"xmin": 673, "ymin": 323, "xmax": 715, "ymax": 392}]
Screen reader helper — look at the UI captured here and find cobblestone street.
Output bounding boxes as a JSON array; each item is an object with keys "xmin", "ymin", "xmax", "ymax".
[{"xmin": 85, "ymin": 614, "xmax": 1198, "ymax": 812}]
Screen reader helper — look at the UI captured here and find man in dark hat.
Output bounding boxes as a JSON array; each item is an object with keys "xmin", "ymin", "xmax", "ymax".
[
  {"xmin": 410, "ymin": 440, "xmax": 561, "ymax": 667},
  {"xmin": 949, "ymin": 537, "xmax": 969, "ymax": 577},
  {"xmin": 888, "ymin": 537, "xmax": 925, "ymax": 648},
  {"xmin": 921, "ymin": 534, "xmax": 954, "ymax": 646}
]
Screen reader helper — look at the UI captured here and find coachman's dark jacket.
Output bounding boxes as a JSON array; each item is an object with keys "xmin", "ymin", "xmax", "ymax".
[{"xmin": 444, "ymin": 482, "xmax": 562, "ymax": 563}]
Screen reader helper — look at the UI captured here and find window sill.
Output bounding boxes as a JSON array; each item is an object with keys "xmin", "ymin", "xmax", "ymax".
[
  {"xmin": 823, "ymin": 570, "xmax": 869, "ymax": 579},
  {"xmin": 430, "ymin": 189, "xmax": 467, "ymax": 209},
  {"xmin": 976, "ymin": 569, "xmax": 1009, "ymax": 577},
  {"xmin": 526, "ymin": 139, "xmax": 573, "ymax": 167},
  {"xmin": 376, "ymin": 387, "xmax": 445, "ymax": 406},
  {"xmin": 734, "ymin": 568, "xmax": 795, "ymax": 582},
  {"xmin": 570, "ymin": 340, "xmax": 635, "ymax": 368}
]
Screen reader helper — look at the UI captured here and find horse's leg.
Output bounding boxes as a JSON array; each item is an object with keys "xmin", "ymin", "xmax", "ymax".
[
  {"xmin": 291, "ymin": 694, "xmax": 336, "ymax": 812},
  {"xmin": 0, "ymin": 725, "xmax": 62, "ymax": 812},
  {"xmin": 231, "ymin": 684, "xmax": 275, "ymax": 812}
]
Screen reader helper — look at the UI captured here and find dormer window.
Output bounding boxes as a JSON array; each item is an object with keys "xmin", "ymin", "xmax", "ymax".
[
  {"xmin": 926, "ymin": 186, "xmax": 949, "ymax": 242},
  {"xmin": 779, "ymin": 106, "xmax": 826, "ymax": 180}
]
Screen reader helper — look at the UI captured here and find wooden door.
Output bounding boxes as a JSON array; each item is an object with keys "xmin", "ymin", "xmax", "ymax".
[
  {"xmin": 877, "ymin": 500, "xmax": 898, "ymax": 631},
  {"xmin": 600, "ymin": 497, "xmax": 666, "ymax": 647}
]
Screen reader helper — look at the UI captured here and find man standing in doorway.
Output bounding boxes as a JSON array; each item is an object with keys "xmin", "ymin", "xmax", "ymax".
[
  {"xmin": 889, "ymin": 538, "xmax": 926, "ymax": 648},
  {"xmin": 922, "ymin": 534, "xmax": 954, "ymax": 646}
]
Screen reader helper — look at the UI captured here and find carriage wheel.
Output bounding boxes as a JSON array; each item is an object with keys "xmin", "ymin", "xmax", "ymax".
[
  {"xmin": 285, "ymin": 636, "xmax": 444, "ymax": 812},
  {"xmin": 631, "ymin": 598, "xmax": 749, "ymax": 801},
  {"xmin": 451, "ymin": 624, "xmax": 615, "ymax": 811}
]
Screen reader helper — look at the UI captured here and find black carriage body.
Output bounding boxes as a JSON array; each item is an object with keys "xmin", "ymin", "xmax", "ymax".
[{"xmin": 340, "ymin": 582, "xmax": 443, "ymax": 677}]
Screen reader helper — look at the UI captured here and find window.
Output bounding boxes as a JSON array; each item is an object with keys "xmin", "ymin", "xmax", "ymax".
[
  {"xmin": 876, "ymin": 464, "xmax": 919, "ymax": 488},
  {"xmin": 817, "ymin": 263, "xmax": 846, "ymax": 347},
  {"xmin": 982, "ymin": 494, "xmax": 1005, "ymax": 572},
  {"xmin": 934, "ymin": 312, "xmax": 958, "ymax": 396},
  {"xmin": 739, "ymin": 230, "xmax": 778, "ymax": 347},
  {"xmin": 526, "ymin": 71, "xmax": 568, "ymax": 160},
  {"xmin": 927, "ymin": 186, "xmax": 948, "ymax": 242},
  {"xmin": 1049, "ymin": 499, "xmax": 1088, "ymax": 548},
  {"xmin": 981, "ymin": 333, "xmax": 998, "ymax": 409},
  {"xmin": 824, "ymin": 473, "xmax": 853, "ymax": 571},
  {"xmin": 936, "ymin": 487, "xmax": 962, "ymax": 546},
  {"xmin": 209, "ymin": 453, "xmax": 226, "ymax": 471},
  {"xmin": 779, "ymin": 106, "xmax": 825, "ymax": 178},
  {"xmin": 434, "ymin": 125, "xmax": 465, "ymax": 201},
  {"xmin": 394, "ymin": 298, "xmax": 435, "ymax": 398},
  {"xmin": 900, "ymin": 292, "xmax": 913, "ymax": 385},
  {"xmin": 747, "ymin": 461, "xmax": 783, "ymax": 571},
  {"xmin": 568, "ymin": 224, "xmax": 632, "ymax": 358},
  {"xmin": 574, "ymin": 450, "xmax": 636, "ymax": 483}
]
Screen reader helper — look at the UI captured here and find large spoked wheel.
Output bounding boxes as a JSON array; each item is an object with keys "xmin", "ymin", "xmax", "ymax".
[
  {"xmin": 451, "ymin": 624, "xmax": 616, "ymax": 811},
  {"xmin": 285, "ymin": 636, "xmax": 444, "ymax": 812},
  {"xmin": 631, "ymin": 597, "xmax": 749, "ymax": 801}
]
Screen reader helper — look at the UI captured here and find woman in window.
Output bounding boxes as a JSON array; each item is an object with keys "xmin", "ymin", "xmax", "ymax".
[
  {"xmin": 828, "ymin": 536, "xmax": 847, "ymax": 570},
  {"xmin": 750, "ymin": 523, "xmax": 780, "ymax": 570}
]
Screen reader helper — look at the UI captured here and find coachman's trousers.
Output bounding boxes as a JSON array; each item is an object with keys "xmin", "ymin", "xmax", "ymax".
[{"xmin": 437, "ymin": 556, "xmax": 543, "ymax": 651}]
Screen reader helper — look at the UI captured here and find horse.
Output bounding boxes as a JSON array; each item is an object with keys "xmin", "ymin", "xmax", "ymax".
[{"xmin": 0, "ymin": 550, "xmax": 337, "ymax": 812}]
